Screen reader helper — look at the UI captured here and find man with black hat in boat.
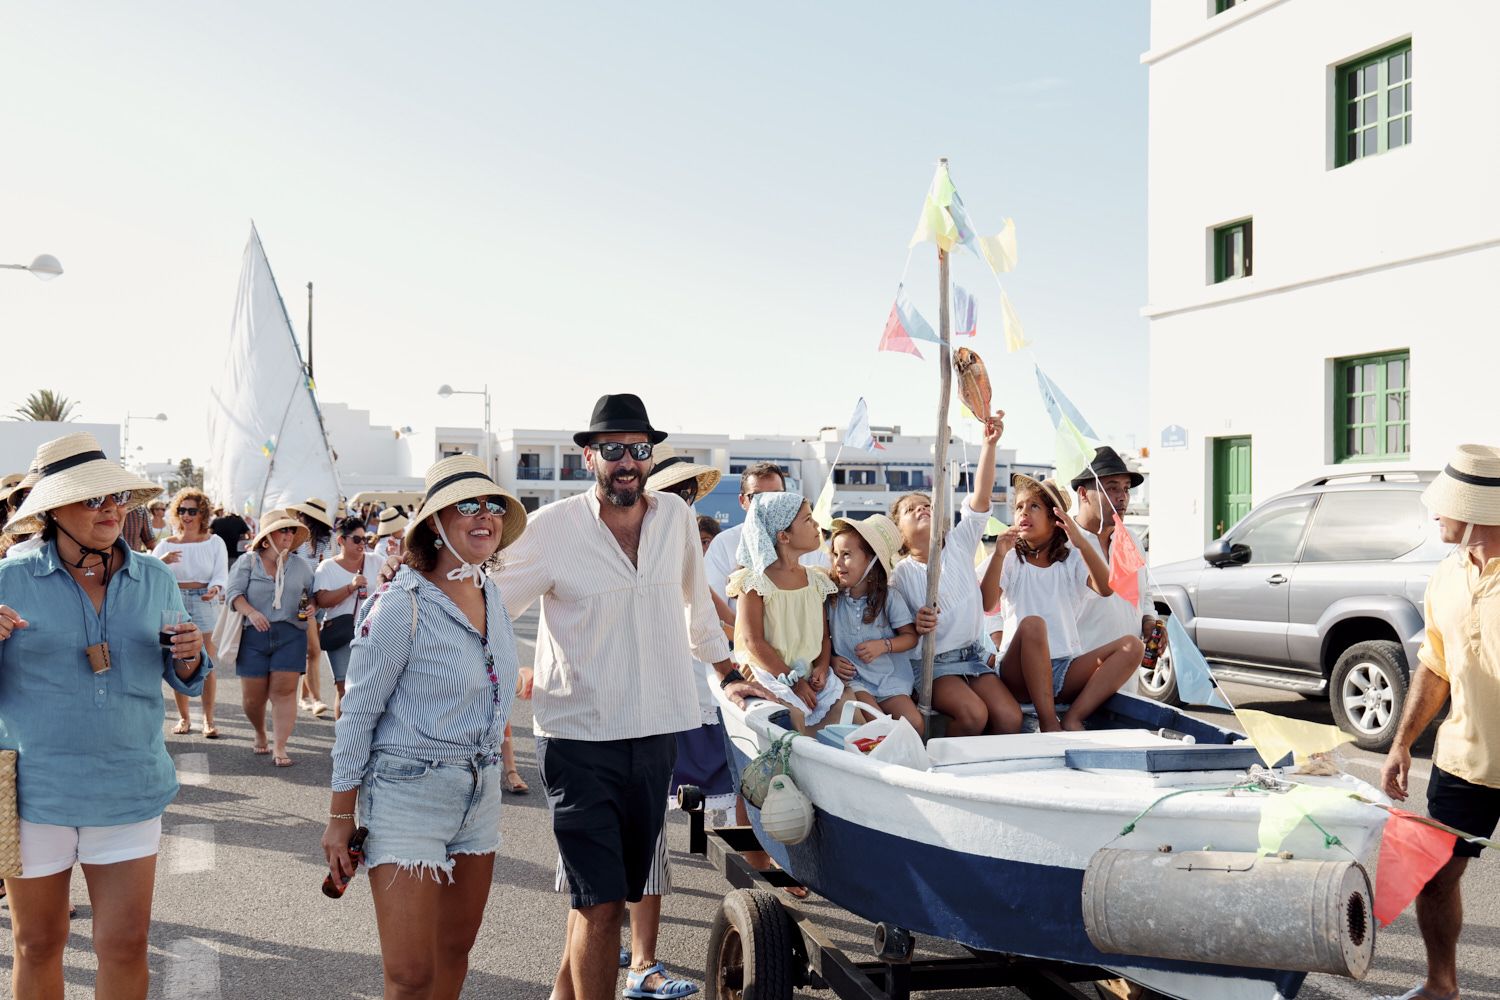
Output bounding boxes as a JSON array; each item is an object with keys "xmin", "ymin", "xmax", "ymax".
[
  {"xmin": 1070, "ymin": 446, "xmax": 1149, "ymax": 693},
  {"xmin": 1378, "ymin": 445, "xmax": 1500, "ymax": 1000},
  {"xmin": 494, "ymin": 393, "xmax": 771, "ymax": 1000}
]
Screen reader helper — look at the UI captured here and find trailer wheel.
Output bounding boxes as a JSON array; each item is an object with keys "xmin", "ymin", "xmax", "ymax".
[{"xmin": 705, "ymin": 889, "xmax": 794, "ymax": 1000}]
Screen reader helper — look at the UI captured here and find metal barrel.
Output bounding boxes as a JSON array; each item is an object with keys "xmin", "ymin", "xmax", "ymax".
[{"xmin": 1081, "ymin": 849, "xmax": 1374, "ymax": 978}]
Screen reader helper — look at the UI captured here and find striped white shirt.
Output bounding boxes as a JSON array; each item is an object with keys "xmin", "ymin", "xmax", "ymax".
[
  {"xmin": 329, "ymin": 567, "xmax": 518, "ymax": 791},
  {"xmin": 493, "ymin": 489, "xmax": 732, "ymax": 741}
]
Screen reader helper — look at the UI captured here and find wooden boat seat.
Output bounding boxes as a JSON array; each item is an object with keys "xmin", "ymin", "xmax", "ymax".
[{"xmin": 927, "ymin": 729, "xmax": 1181, "ymax": 772}]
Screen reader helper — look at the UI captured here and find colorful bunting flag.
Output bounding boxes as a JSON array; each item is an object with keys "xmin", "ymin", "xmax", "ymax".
[
  {"xmin": 1001, "ymin": 290, "xmax": 1029, "ymax": 352},
  {"xmin": 811, "ymin": 477, "xmax": 837, "ymax": 532},
  {"xmin": 986, "ymin": 515, "xmax": 1007, "ymax": 536},
  {"xmin": 878, "ymin": 300, "xmax": 923, "ymax": 359},
  {"xmin": 1375, "ymin": 810, "xmax": 1458, "ymax": 926},
  {"xmin": 1107, "ymin": 512, "xmax": 1146, "ymax": 605},
  {"xmin": 843, "ymin": 397, "xmax": 884, "ymax": 452},
  {"xmin": 953, "ymin": 284, "xmax": 977, "ymax": 337},
  {"xmin": 306, "ymin": 375, "xmax": 317, "ymax": 392},
  {"xmin": 909, "ymin": 163, "xmax": 960, "ymax": 252},
  {"xmin": 1053, "ymin": 416, "xmax": 1094, "ymax": 493},
  {"xmin": 1035, "ymin": 366, "xmax": 1100, "ymax": 438},
  {"xmin": 979, "ymin": 218, "xmax": 1018, "ymax": 274},
  {"xmin": 1164, "ymin": 614, "xmax": 1232, "ymax": 710},
  {"xmin": 895, "ymin": 284, "xmax": 940, "ymax": 343},
  {"xmin": 260, "ymin": 436, "xmax": 277, "ymax": 457},
  {"xmin": 1257, "ymin": 785, "xmax": 1356, "ymax": 856},
  {"xmin": 948, "ymin": 190, "xmax": 978, "ymax": 249},
  {"xmin": 1234, "ymin": 709, "xmax": 1352, "ymax": 768}
]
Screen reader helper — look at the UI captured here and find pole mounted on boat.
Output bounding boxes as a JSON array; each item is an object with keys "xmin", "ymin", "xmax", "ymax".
[
  {"xmin": 916, "ymin": 157, "xmax": 953, "ymax": 737},
  {"xmin": 306, "ymin": 281, "xmax": 315, "ymax": 381}
]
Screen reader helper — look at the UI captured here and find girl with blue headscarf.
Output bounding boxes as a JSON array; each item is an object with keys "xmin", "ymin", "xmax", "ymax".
[{"xmin": 727, "ymin": 492, "xmax": 855, "ymax": 731}]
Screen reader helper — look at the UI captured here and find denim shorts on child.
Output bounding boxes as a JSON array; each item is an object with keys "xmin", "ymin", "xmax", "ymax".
[
  {"xmin": 920, "ymin": 642, "xmax": 993, "ymax": 680},
  {"xmin": 358, "ymin": 749, "xmax": 504, "ymax": 879},
  {"xmin": 236, "ymin": 620, "xmax": 308, "ymax": 677},
  {"xmin": 1050, "ymin": 656, "xmax": 1074, "ymax": 697},
  {"xmin": 18, "ymin": 815, "xmax": 162, "ymax": 878}
]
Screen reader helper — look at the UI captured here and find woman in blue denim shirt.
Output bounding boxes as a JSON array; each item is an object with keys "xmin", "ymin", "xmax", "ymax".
[
  {"xmin": 323, "ymin": 455, "xmax": 527, "ymax": 999},
  {"xmin": 0, "ymin": 432, "xmax": 207, "ymax": 998}
]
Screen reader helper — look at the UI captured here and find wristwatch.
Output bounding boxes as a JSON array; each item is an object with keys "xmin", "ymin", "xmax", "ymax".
[{"xmin": 719, "ymin": 668, "xmax": 746, "ymax": 689}]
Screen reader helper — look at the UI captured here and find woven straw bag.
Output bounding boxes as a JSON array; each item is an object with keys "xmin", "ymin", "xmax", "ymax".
[{"xmin": 0, "ymin": 750, "xmax": 19, "ymax": 878}]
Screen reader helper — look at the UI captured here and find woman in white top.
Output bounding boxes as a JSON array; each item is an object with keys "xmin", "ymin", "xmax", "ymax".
[
  {"xmin": 148, "ymin": 500, "xmax": 171, "ymax": 543},
  {"xmin": 313, "ymin": 516, "xmax": 384, "ymax": 718},
  {"xmin": 155, "ymin": 488, "xmax": 229, "ymax": 737}
]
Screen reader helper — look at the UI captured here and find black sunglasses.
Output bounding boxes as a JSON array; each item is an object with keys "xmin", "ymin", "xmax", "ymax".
[
  {"xmin": 594, "ymin": 441, "xmax": 653, "ymax": 462},
  {"xmin": 83, "ymin": 492, "xmax": 133, "ymax": 510},
  {"xmin": 346, "ymin": 534, "xmax": 368, "ymax": 544},
  {"xmin": 454, "ymin": 497, "xmax": 507, "ymax": 517},
  {"xmin": 178, "ymin": 507, "xmax": 200, "ymax": 517}
]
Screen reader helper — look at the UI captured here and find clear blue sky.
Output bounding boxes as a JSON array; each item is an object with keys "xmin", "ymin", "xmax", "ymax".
[{"xmin": 3, "ymin": 1, "xmax": 1148, "ymax": 470}]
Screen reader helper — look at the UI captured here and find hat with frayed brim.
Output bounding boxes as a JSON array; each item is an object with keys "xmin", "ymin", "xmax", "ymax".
[
  {"xmin": 7, "ymin": 433, "xmax": 162, "ymax": 534},
  {"xmin": 1422, "ymin": 444, "xmax": 1500, "ymax": 526},
  {"xmin": 830, "ymin": 513, "xmax": 902, "ymax": 575},
  {"xmin": 1070, "ymin": 446, "xmax": 1145, "ymax": 490},
  {"xmin": 287, "ymin": 497, "xmax": 335, "ymax": 529},
  {"xmin": 1011, "ymin": 472, "xmax": 1071, "ymax": 514},
  {"xmin": 646, "ymin": 447, "xmax": 721, "ymax": 503},
  {"xmin": 249, "ymin": 509, "xmax": 311, "ymax": 552},
  {"xmin": 376, "ymin": 506, "xmax": 408, "ymax": 539},
  {"xmin": 407, "ymin": 455, "xmax": 527, "ymax": 550}
]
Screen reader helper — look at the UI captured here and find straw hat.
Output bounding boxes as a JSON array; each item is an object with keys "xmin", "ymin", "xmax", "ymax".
[
  {"xmin": 376, "ymin": 506, "xmax": 408, "ymax": 539},
  {"xmin": 406, "ymin": 455, "xmax": 526, "ymax": 550},
  {"xmin": 3, "ymin": 464, "xmax": 42, "ymax": 512},
  {"xmin": 1011, "ymin": 472, "xmax": 1071, "ymax": 514},
  {"xmin": 287, "ymin": 497, "xmax": 335, "ymax": 529},
  {"xmin": 1422, "ymin": 444, "xmax": 1500, "ymax": 526},
  {"xmin": 646, "ymin": 447, "xmax": 722, "ymax": 503},
  {"xmin": 249, "ymin": 509, "xmax": 311, "ymax": 552},
  {"xmin": 830, "ymin": 513, "xmax": 902, "ymax": 574},
  {"xmin": 7, "ymin": 433, "xmax": 161, "ymax": 534}
]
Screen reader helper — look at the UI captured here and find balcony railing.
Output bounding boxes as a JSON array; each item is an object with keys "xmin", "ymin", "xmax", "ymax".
[
  {"xmin": 561, "ymin": 468, "xmax": 593, "ymax": 481},
  {"xmin": 516, "ymin": 466, "xmax": 556, "ymax": 481}
]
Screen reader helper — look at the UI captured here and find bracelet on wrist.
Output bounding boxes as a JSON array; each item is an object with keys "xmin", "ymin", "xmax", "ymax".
[
  {"xmin": 719, "ymin": 668, "xmax": 746, "ymax": 689},
  {"xmin": 329, "ymin": 812, "xmax": 355, "ymax": 821}
]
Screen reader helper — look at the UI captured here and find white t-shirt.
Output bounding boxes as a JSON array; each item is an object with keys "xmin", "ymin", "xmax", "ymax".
[
  {"xmin": 995, "ymin": 548, "xmax": 1092, "ymax": 660},
  {"xmin": 1075, "ymin": 527, "xmax": 1146, "ymax": 652},
  {"xmin": 890, "ymin": 498, "xmax": 990, "ymax": 655},
  {"xmin": 314, "ymin": 554, "xmax": 385, "ymax": 619},
  {"xmin": 152, "ymin": 537, "xmax": 229, "ymax": 592},
  {"xmin": 703, "ymin": 522, "xmax": 826, "ymax": 611}
]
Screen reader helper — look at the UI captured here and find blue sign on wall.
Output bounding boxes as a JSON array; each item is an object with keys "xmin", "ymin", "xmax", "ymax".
[{"xmin": 1160, "ymin": 425, "xmax": 1188, "ymax": 450}]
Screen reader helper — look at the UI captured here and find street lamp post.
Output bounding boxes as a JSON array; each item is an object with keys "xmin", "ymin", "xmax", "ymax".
[
  {"xmin": 437, "ymin": 384, "xmax": 492, "ymax": 480},
  {"xmin": 0, "ymin": 254, "xmax": 64, "ymax": 280},
  {"xmin": 122, "ymin": 412, "xmax": 168, "ymax": 467}
]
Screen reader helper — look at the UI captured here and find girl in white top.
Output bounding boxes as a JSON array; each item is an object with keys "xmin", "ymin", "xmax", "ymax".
[
  {"xmin": 314, "ymin": 516, "xmax": 385, "ymax": 717},
  {"xmin": 154, "ymin": 488, "xmax": 229, "ymax": 736},
  {"xmin": 891, "ymin": 411, "xmax": 1021, "ymax": 737},
  {"xmin": 979, "ymin": 476, "xmax": 1143, "ymax": 732}
]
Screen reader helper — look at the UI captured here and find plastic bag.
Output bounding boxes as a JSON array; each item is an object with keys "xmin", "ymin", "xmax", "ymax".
[{"xmin": 842, "ymin": 705, "xmax": 930, "ymax": 771}]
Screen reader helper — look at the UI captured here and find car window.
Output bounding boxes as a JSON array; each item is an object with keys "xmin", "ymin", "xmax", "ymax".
[
  {"xmin": 1301, "ymin": 490, "xmax": 1428, "ymax": 562},
  {"xmin": 1227, "ymin": 496, "xmax": 1314, "ymax": 563}
]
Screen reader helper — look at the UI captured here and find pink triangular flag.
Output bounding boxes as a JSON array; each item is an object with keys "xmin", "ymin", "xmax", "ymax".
[
  {"xmin": 1108, "ymin": 512, "xmax": 1146, "ymax": 605},
  {"xmin": 1375, "ymin": 809, "xmax": 1458, "ymax": 926},
  {"xmin": 877, "ymin": 301, "xmax": 924, "ymax": 359}
]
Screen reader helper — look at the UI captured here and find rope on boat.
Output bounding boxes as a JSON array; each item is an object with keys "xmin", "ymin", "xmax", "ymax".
[{"xmin": 1109, "ymin": 781, "xmax": 1355, "ymax": 857}]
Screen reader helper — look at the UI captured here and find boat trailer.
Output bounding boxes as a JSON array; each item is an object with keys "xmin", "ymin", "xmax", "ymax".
[{"xmin": 680, "ymin": 787, "xmax": 1124, "ymax": 1000}]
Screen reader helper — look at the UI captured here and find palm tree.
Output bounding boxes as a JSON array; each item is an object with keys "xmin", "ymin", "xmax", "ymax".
[{"xmin": 11, "ymin": 389, "xmax": 79, "ymax": 422}]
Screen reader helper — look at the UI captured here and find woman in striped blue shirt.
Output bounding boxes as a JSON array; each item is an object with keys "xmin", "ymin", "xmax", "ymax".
[{"xmin": 323, "ymin": 455, "xmax": 528, "ymax": 999}]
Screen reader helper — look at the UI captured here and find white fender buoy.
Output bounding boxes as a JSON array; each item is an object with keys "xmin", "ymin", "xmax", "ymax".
[{"xmin": 761, "ymin": 774, "xmax": 815, "ymax": 845}]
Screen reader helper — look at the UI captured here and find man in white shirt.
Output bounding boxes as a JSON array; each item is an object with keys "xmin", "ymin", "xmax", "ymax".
[
  {"xmin": 1071, "ymin": 447, "xmax": 1148, "ymax": 696},
  {"xmin": 703, "ymin": 462, "xmax": 825, "ymax": 610},
  {"xmin": 493, "ymin": 393, "xmax": 769, "ymax": 1000}
]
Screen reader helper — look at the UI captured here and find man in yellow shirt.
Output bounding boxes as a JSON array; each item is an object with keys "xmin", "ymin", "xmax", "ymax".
[{"xmin": 1381, "ymin": 445, "xmax": 1500, "ymax": 1000}]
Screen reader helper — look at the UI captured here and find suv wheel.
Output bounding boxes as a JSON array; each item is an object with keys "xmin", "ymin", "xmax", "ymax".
[
  {"xmin": 1137, "ymin": 637, "xmax": 1182, "ymax": 706},
  {"xmin": 1329, "ymin": 640, "xmax": 1408, "ymax": 752}
]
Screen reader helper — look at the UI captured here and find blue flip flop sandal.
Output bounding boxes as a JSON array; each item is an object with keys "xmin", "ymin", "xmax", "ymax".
[
  {"xmin": 619, "ymin": 947, "xmax": 631, "ymax": 968},
  {"xmin": 623, "ymin": 963, "xmax": 699, "ymax": 999}
]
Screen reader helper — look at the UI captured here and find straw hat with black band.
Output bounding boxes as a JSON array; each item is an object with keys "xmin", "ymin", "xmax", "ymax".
[
  {"xmin": 7, "ymin": 433, "xmax": 161, "ymax": 536},
  {"xmin": 645, "ymin": 446, "xmax": 722, "ymax": 504},
  {"xmin": 375, "ymin": 506, "xmax": 408, "ymax": 539},
  {"xmin": 1423, "ymin": 444, "xmax": 1500, "ymax": 529},
  {"xmin": 829, "ymin": 513, "xmax": 902, "ymax": 575},
  {"xmin": 407, "ymin": 455, "xmax": 527, "ymax": 551},
  {"xmin": 249, "ymin": 509, "xmax": 312, "ymax": 553},
  {"xmin": 288, "ymin": 497, "xmax": 335, "ymax": 529}
]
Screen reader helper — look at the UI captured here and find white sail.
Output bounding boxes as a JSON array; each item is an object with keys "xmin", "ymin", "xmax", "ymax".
[{"xmin": 206, "ymin": 224, "xmax": 341, "ymax": 519}]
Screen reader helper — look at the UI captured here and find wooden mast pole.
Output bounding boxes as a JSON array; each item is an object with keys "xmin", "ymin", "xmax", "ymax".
[{"xmin": 917, "ymin": 158, "xmax": 954, "ymax": 731}]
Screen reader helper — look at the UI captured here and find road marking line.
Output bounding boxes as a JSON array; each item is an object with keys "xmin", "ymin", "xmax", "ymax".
[
  {"xmin": 164, "ymin": 824, "xmax": 216, "ymax": 874},
  {"xmin": 176, "ymin": 752, "xmax": 210, "ymax": 786},
  {"xmin": 163, "ymin": 936, "xmax": 221, "ymax": 1000}
]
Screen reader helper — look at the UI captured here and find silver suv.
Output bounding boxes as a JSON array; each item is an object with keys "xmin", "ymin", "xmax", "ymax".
[{"xmin": 1140, "ymin": 471, "xmax": 1447, "ymax": 751}]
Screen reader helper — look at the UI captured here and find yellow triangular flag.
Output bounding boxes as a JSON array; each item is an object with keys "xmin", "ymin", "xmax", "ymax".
[
  {"xmin": 979, "ymin": 218, "xmax": 1018, "ymax": 274},
  {"xmin": 1054, "ymin": 416, "xmax": 1093, "ymax": 488},
  {"xmin": 811, "ymin": 476, "xmax": 837, "ymax": 531},
  {"xmin": 909, "ymin": 164, "xmax": 960, "ymax": 252},
  {"xmin": 1235, "ymin": 709, "xmax": 1353, "ymax": 768},
  {"xmin": 1001, "ymin": 290, "xmax": 1030, "ymax": 353},
  {"xmin": 986, "ymin": 515, "xmax": 1007, "ymax": 536}
]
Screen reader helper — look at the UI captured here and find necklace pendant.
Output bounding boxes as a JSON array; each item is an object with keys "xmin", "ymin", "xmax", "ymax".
[{"xmin": 84, "ymin": 567, "xmax": 97, "ymax": 577}]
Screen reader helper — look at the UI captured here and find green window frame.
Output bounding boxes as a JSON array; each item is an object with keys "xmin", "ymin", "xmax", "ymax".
[
  {"xmin": 1213, "ymin": 219, "xmax": 1252, "ymax": 283},
  {"xmin": 1335, "ymin": 350, "xmax": 1410, "ymax": 462},
  {"xmin": 1214, "ymin": 0, "xmax": 1238, "ymax": 13},
  {"xmin": 1337, "ymin": 41, "xmax": 1411, "ymax": 167}
]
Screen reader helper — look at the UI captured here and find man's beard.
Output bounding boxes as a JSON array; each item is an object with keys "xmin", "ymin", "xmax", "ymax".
[{"xmin": 598, "ymin": 467, "xmax": 643, "ymax": 507}]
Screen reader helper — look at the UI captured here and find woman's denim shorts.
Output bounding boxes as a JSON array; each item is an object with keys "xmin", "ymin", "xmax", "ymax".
[
  {"xmin": 326, "ymin": 642, "xmax": 352, "ymax": 685},
  {"xmin": 236, "ymin": 621, "xmax": 307, "ymax": 677},
  {"xmin": 180, "ymin": 587, "xmax": 222, "ymax": 637},
  {"xmin": 919, "ymin": 642, "xmax": 994, "ymax": 680},
  {"xmin": 1050, "ymin": 656, "xmax": 1075, "ymax": 696},
  {"xmin": 359, "ymin": 749, "xmax": 504, "ymax": 880}
]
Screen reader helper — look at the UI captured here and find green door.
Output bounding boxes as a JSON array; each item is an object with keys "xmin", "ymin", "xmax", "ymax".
[{"xmin": 1212, "ymin": 436, "xmax": 1252, "ymax": 539}]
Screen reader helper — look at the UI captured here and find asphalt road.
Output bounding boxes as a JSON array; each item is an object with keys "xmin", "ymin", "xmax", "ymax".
[{"xmin": 3, "ymin": 612, "xmax": 1497, "ymax": 999}]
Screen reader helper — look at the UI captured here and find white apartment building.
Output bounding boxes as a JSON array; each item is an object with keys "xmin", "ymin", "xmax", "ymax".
[{"xmin": 1144, "ymin": 0, "xmax": 1500, "ymax": 564}]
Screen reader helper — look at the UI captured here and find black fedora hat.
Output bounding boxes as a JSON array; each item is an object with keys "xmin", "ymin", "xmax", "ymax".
[
  {"xmin": 1070, "ymin": 446, "xmax": 1145, "ymax": 490},
  {"xmin": 573, "ymin": 393, "xmax": 669, "ymax": 448}
]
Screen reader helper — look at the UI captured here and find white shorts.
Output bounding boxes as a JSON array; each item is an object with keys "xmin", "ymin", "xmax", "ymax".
[{"xmin": 17, "ymin": 816, "xmax": 163, "ymax": 878}]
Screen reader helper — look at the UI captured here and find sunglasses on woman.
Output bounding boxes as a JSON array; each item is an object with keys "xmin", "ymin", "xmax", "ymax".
[
  {"xmin": 178, "ymin": 507, "xmax": 200, "ymax": 517},
  {"xmin": 454, "ymin": 498, "xmax": 506, "ymax": 517},
  {"xmin": 83, "ymin": 492, "xmax": 133, "ymax": 509},
  {"xmin": 593, "ymin": 441, "xmax": 653, "ymax": 462}
]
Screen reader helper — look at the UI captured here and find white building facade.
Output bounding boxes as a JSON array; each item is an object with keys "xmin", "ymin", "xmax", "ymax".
[{"xmin": 1144, "ymin": 0, "xmax": 1500, "ymax": 564}]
